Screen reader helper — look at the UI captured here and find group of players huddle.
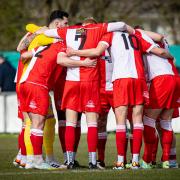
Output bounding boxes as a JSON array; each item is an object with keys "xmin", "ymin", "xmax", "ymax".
[{"xmin": 13, "ymin": 10, "xmax": 180, "ymax": 170}]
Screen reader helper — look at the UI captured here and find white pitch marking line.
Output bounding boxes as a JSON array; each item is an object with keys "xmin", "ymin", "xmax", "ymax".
[{"xmin": 0, "ymin": 169, "xmax": 118, "ymax": 176}]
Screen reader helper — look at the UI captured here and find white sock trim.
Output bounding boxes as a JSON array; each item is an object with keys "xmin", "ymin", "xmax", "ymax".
[
  {"xmin": 116, "ymin": 124, "xmax": 126, "ymax": 132},
  {"xmin": 132, "ymin": 154, "xmax": 139, "ymax": 163},
  {"xmin": 87, "ymin": 122, "xmax": 97, "ymax": 127},
  {"xmin": 117, "ymin": 155, "xmax": 124, "ymax": 163},
  {"xmin": 66, "ymin": 121, "xmax": 77, "ymax": 127},
  {"xmin": 143, "ymin": 115, "xmax": 156, "ymax": 128},
  {"xmin": 31, "ymin": 129, "xmax": 43, "ymax": 136},
  {"xmin": 133, "ymin": 123, "xmax": 144, "ymax": 130},
  {"xmin": 160, "ymin": 119, "xmax": 172, "ymax": 131}
]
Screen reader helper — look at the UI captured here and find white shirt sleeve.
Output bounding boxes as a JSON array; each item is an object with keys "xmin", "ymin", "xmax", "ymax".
[
  {"xmin": 44, "ymin": 29, "xmax": 60, "ymax": 38},
  {"xmin": 107, "ymin": 22, "xmax": 126, "ymax": 32}
]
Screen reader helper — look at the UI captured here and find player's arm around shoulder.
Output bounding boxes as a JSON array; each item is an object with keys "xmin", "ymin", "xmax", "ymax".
[
  {"xmin": 57, "ymin": 52, "xmax": 97, "ymax": 68},
  {"xmin": 66, "ymin": 42, "xmax": 109, "ymax": 58},
  {"xmin": 150, "ymin": 47, "xmax": 174, "ymax": 59}
]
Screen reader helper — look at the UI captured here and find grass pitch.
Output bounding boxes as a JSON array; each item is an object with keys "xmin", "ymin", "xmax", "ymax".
[{"xmin": 0, "ymin": 133, "xmax": 180, "ymax": 180}]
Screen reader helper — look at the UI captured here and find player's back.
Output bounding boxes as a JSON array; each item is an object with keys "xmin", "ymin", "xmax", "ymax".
[
  {"xmin": 25, "ymin": 42, "xmax": 65, "ymax": 89},
  {"xmin": 58, "ymin": 23, "xmax": 108, "ymax": 81},
  {"xmin": 111, "ymin": 31, "xmax": 145, "ymax": 82},
  {"xmin": 59, "ymin": 23, "xmax": 108, "ymax": 50},
  {"xmin": 136, "ymin": 30, "xmax": 176, "ymax": 80}
]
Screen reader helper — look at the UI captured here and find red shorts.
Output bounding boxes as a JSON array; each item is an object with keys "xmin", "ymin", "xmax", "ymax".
[
  {"xmin": 19, "ymin": 82, "xmax": 49, "ymax": 116},
  {"xmin": 61, "ymin": 81, "xmax": 101, "ymax": 113},
  {"xmin": 53, "ymin": 77, "xmax": 66, "ymax": 110},
  {"xmin": 113, "ymin": 78, "xmax": 148, "ymax": 108},
  {"xmin": 100, "ymin": 90, "xmax": 114, "ymax": 113},
  {"xmin": 147, "ymin": 75, "xmax": 179, "ymax": 109}
]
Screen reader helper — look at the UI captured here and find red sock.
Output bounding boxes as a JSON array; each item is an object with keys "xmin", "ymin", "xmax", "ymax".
[
  {"xmin": 116, "ymin": 125, "xmax": 126, "ymax": 157},
  {"xmin": 97, "ymin": 132, "xmax": 107, "ymax": 162},
  {"xmin": 133, "ymin": 123, "xmax": 143, "ymax": 155},
  {"xmin": 74, "ymin": 125, "xmax": 81, "ymax": 152},
  {"xmin": 87, "ymin": 122, "xmax": 98, "ymax": 152},
  {"xmin": 58, "ymin": 120, "xmax": 66, "ymax": 153},
  {"xmin": 20, "ymin": 127, "xmax": 26, "ymax": 155},
  {"xmin": 151, "ymin": 133, "xmax": 159, "ymax": 162},
  {"xmin": 30, "ymin": 129, "xmax": 43, "ymax": 155},
  {"xmin": 160, "ymin": 120, "xmax": 173, "ymax": 162},
  {"xmin": 65, "ymin": 122, "xmax": 76, "ymax": 152},
  {"xmin": 143, "ymin": 116, "xmax": 156, "ymax": 163}
]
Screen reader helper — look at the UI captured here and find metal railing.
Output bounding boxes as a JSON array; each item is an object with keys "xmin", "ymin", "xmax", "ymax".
[{"xmin": 0, "ymin": 92, "xmax": 17, "ymax": 133}]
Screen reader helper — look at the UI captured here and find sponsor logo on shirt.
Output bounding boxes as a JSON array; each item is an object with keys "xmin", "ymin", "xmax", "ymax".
[
  {"xmin": 86, "ymin": 100, "xmax": 95, "ymax": 108},
  {"xmin": 29, "ymin": 100, "xmax": 37, "ymax": 109}
]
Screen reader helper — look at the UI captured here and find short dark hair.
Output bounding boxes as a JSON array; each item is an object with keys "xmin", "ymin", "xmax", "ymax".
[{"xmin": 48, "ymin": 10, "xmax": 69, "ymax": 25}]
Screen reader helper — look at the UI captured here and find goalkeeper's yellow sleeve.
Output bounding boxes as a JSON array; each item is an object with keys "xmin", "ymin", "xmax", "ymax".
[
  {"xmin": 26, "ymin": 23, "xmax": 41, "ymax": 33},
  {"xmin": 28, "ymin": 35, "xmax": 54, "ymax": 51}
]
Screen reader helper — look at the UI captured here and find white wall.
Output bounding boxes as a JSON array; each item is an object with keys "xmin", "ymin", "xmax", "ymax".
[{"xmin": 0, "ymin": 93, "xmax": 180, "ymax": 133}]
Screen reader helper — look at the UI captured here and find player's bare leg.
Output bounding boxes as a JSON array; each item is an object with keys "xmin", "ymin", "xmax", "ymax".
[
  {"xmin": 86, "ymin": 112, "xmax": 99, "ymax": 169},
  {"xmin": 113, "ymin": 105, "xmax": 128, "ymax": 170}
]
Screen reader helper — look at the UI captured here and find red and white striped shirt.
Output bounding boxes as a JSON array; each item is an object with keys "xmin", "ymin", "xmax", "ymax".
[
  {"xmin": 111, "ymin": 31, "xmax": 155, "ymax": 82},
  {"xmin": 136, "ymin": 30, "xmax": 177, "ymax": 80}
]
